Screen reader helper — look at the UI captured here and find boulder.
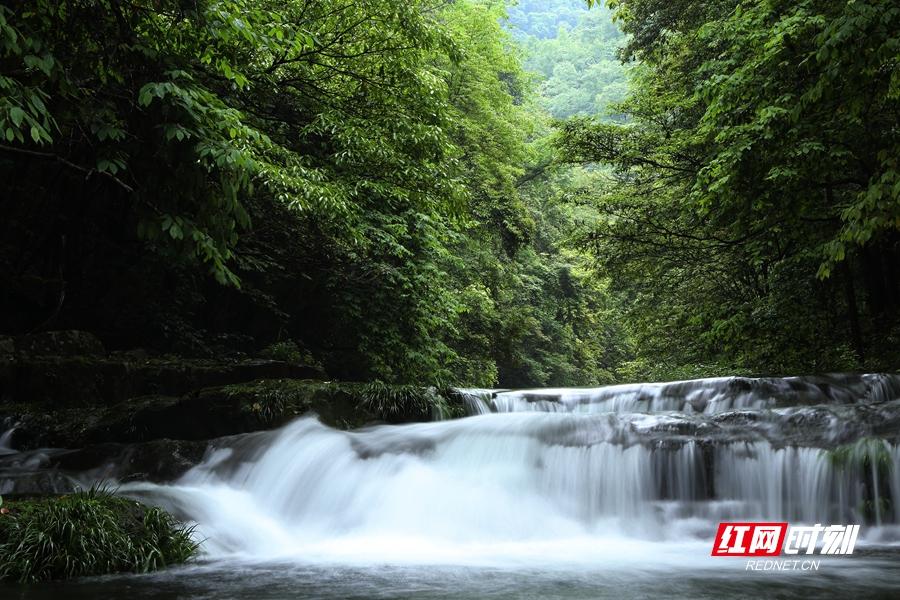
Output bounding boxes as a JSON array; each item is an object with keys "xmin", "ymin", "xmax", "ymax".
[{"xmin": 49, "ymin": 438, "xmax": 208, "ymax": 482}]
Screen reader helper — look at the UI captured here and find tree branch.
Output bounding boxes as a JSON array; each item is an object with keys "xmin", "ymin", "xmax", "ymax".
[{"xmin": 0, "ymin": 144, "xmax": 134, "ymax": 193}]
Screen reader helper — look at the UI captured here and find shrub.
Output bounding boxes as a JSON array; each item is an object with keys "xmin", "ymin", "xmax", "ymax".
[
  {"xmin": 260, "ymin": 340, "xmax": 315, "ymax": 365},
  {"xmin": 0, "ymin": 488, "xmax": 197, "ymax": 582}
]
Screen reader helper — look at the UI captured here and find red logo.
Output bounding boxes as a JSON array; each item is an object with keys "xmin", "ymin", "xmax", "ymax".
[{"xmin": 711, "ymin": 522, "xmax": 788, "ymax": 556}]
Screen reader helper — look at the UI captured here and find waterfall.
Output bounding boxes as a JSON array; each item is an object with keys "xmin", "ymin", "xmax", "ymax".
[
  {"xmin": 1, "ymin": 373, "xmax": 896, "ymax": 565},
  {"xmin": 480, "ymin": 373, "xmax": 900, "ymax": 415},
  {"xmin": 894, "ymin": 444, "xmax": 900, "ymax": 524},
  {"xmin": 121, "ymin": 371, "xmax": 900, "ymax": 563},
  {"xmin": 455, "ymin": 389, "xmax": 494, "ymax": 415},
  {"xmin": 0, "ymin": 425, "xmax": 16, "ymax": 455}
]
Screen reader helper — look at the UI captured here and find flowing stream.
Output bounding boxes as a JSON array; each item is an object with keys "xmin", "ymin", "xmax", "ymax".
[{"xmin": 4, "ymin": 374, "xmax": 900, "ymax": 598}]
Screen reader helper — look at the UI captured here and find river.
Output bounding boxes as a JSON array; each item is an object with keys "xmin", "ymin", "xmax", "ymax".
[{"xmin": 3, "ymin": 374, "xmax": 900, "ymax": 597}]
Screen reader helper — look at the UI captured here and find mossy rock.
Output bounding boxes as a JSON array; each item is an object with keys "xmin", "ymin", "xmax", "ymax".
[
  {"xmin": 2, "ymin": 354, "xmax": 325, "ymax": 408},
  {"xmin": 10, "ymin": 356, "xmax": 131, "ymax": 407},
  {"xmin": 47, "ymin": 380, "xmax": 373, "ymax": 444},
  {"xmin": 49, "ymin": 439, "xmax": 209, "ymax": 483},
  {"xmin": 0, "ymin": 403, "xmax": 115, "ymax": 449},
  {"xmin": 1, "ymin": 380, "xmax": 467, "ymax": 455},
  {"xmin": 0, "ymin": 489, "xmax": 196, "ymax": 582}
]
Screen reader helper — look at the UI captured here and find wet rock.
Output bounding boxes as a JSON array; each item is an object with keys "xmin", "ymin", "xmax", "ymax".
[
  {"xmin": 71, "ymin": 380, "xmax": 385, "ymax": 445},
  {"xmin": 871, "ymin": 400, "xmax": 900, "ymax": 440},
  {"xmin": 520, "ymin": 393, "xmax": 562, "ymax": 404},
  {"xmin": 0, "ymin": 470, "xmax": 79, "ymax": 496},
  {"xmin": 0, "ymin": 438, "xmax": 208, "ymax": 494},
  {"xmin": 711, "ymin": 410, "xmax": 764, "ymax": 426},
  {"xmin": 0, "ymin": 405, "xmax": 112, "ymax": 450},
  {"xmin": 82, "ymin": 395, "xmax": 181, "ymax": 444},
  {"xmin": 727, "ymin": 377, "xmax": 754, "ymax": 392},
  {"xmin": 49, "ymin": 438, "xmax": 208, "ymax": 482},
  {"xmin": 0, "ymin": 379, "xmax": 397, "ymax": 449},
  {"xmin": 197, "ymin": 379, "xmax": 383, "ymax": 431},
  {"xmin": 15, "ymin": 330, "xmax": 106, "ymax": 357}
]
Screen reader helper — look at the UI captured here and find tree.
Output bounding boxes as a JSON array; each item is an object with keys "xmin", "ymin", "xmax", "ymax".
[
  {"xmin": 561, "ymin": 0, "xmax": 900, "ymax": 374},
  {"xmin": 0, "ymin": 0, "xmax": 632, "ymax": 386}
]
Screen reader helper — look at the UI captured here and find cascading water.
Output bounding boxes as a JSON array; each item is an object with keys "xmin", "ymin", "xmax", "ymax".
[
  {"xmin": 119, "ymin": 373, "xmax": 900, "ymax": 567},
  {"xmin": 481, "ymin": 373, "xmax": 900, "ymax": 414},
  {"xmin": 0, "ymin": 424, "xmax": 16, "ymax": 455}
]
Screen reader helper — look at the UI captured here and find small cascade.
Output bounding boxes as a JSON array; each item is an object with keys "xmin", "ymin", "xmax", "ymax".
[
  {"xmin": 454, "ymin": 388, "xmax": 495, "ymax": 415},
  {"xmin": 478, "ymin": 373, "xmax": 900, "ymax": 415},
  {"xmin": 0, "ymin": 424, "xmax": 16, "ymax": 455},
  {"xmin": 3, "ymin": 373, "xmax": 900, "ymax": 563},
  {"xmin": 893, "ymin": 444, "xmax": 900, "ymax": 524},
  {"xmin": 120, "ymin": 401, "xmax": 900, "ymax": 559}
]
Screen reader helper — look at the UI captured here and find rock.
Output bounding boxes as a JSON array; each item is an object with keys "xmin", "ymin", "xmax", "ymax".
[
  {"xmin": 2, "ymin": 355, "xmax": 326, "ymax": 408},
  {"xmin": 0, "ymin": 376, "xmax": 437, "ymax": 450},
  {"xmin": 10, "ymin": 357, "xmax": 131, "ymax": 407},
  {"xmin": 111, "ymin": 348, "xmax": 150, "ymax": 362},
  {"xmin": 14, "ymin": 330, "xmax": 106, "ymax": 357},
  {"xmin": 0, "ymin": 405, "xmax": 112, "ymax": 450},
  {"xmin": 0, "ymin": 471, "xmax": 78, "ymax": 496},
  {"xmin": 711, "ymin": 410, "xmax": 763, "ymax": 425},
  {"xmin": 130, "ymin": 358, "xmax": 325, "ymax": 397},
  {"xmin": 0, "ymin": 336, "xmax": 14, "ymax": 358},
  {"xmin": 83, "ymin": 379, "xmax": 380, "ymax": 443},
  {"xmin": 49, "ymin": 439, "xmax": 208, "ymax": 482}
]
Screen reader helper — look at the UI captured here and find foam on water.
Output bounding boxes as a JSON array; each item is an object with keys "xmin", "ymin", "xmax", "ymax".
[
  {"xmin": 124, "ymin": 407, "xmax": 900, "ymax": 565},
  {"xmin": 483, "ymin": 373, "xmax": 900, "ymax": 414},
  {"xmin": 0, "ymin": 425, "xmax": 16, "ymax": 456}
]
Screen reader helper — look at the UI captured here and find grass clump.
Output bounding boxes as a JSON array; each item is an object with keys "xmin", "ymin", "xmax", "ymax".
[
  {"xmin": 0, "ymin": 488, "xmax": 197, "ymax": 583},
  {"xmin": 361, "ymin": 382, "xmax": 463, "ymax": 422}
]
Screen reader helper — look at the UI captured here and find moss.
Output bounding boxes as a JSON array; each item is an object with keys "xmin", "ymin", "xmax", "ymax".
[
  {"xmin": 0, "ymin": 488, "xmax": 197, "ymax": 583},
  {"xmin": 220, "ymin": 379, "xmax": 466, "ymax": 429},
  {"xmin": 2, "ymin": 379, "xmax": 469, "ymax": 452},
  {"xmin": 827, "ymin": 437, "xmax": 895, "ymax": 523},
  {"xmin": 828, "ymin": 437, "xmax": 892, "ymax": 470}
]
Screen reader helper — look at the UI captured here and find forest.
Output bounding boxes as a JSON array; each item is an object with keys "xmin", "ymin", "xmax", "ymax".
[
  {"xmin": 1, "ymin": 0, "xmax": 899, "ymax": 387},
  {"xmin": 3, "ymin": 1, "xmax": 900, "ymax": 595}
]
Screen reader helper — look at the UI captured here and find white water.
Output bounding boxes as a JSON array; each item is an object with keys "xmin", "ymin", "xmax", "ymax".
[
  {"xmin": 471, "ymin": 373, "xmax": 900, "ymax": 415},
  {"xmin": 125, "ymin": 400, "xmax": 900, "ymax": 566},
  {"xmin": 0, "ymin": 425, "xmax": 16, "ymax": 455}
]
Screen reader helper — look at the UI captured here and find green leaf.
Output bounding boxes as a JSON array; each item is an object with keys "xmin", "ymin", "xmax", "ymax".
[{"xmin": 9, "ymin": 106, "xmax": 24, "ymax": 127}]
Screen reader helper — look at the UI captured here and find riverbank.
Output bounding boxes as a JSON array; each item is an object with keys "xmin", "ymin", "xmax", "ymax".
[{"xmin": 0, "ymin": 330, "xmax": 467, "ymax": 491}]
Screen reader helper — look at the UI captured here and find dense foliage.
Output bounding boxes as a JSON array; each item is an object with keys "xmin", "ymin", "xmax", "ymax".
[
  {"xmin": 568, "ymin": 0, "xmax": 900, "ymax": 375},
  {"xmin": 3, "ymin": 0, "xmax": 894, "ymax": 386},
  {"xmin": 509, "ymin": 1, "xmax": 628, "ymax": 118},
  {"xmin": 0, "ymin": 0, "xmax": 629, "ymax": 387},
  {"xmin": 0, "ymin": 489, "xmax": 196, "ymax": 582}
]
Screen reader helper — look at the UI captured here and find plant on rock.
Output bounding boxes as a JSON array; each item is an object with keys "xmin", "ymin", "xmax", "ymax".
[{"xmin": 0, "ymin": 488, "xmax": 197, "ymax": 582}]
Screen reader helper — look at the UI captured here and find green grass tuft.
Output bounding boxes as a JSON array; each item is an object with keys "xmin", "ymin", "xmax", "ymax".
[
  {"xmin": 0, "ymin": 487, "xmax": 197, "ymax": 583},
  {"xmin": 361, "ymin": 382, "xmax": 463, "ymax": 422}
]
